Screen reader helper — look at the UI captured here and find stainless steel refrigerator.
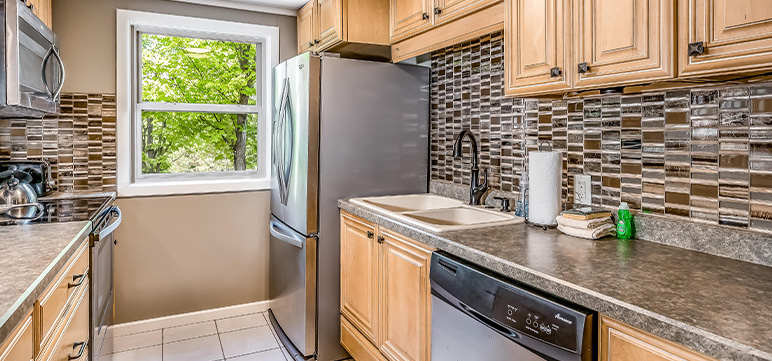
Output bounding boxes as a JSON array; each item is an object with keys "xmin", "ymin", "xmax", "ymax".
[{"xmin": 268, "ymin": 53, "xmax": 429, "ymax": 361}]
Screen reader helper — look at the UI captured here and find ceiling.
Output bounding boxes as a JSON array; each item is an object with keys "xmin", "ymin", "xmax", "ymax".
[{"xmin": 167, "ymin": 0, "xmax": 306, "ymax": 16}]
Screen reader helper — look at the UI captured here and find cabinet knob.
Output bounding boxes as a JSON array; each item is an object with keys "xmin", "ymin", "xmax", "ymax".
[
  {"xmin": 308, "ymin": 41, "xmax": 314, "ymax": 47},
  {"xmin": 688, "ymin": 41, "xmax": 705, "ymax": 57},
  {"xmin": 434, "ymin": 7, "xmax": 442, "ymax": 15},
  {"xmin": 549, "ymin": 67, "xmax": 562, "ymax": 78},
  {"xmin": 377, "ymin": 235, "xmax": 385, "ymax": 244},
  {"xmin": 577, "ymin": 62, "xmax": 590, "ymax": 74},
  {"xmin": 422, "ymin": 12, "xmax": 429, "ymax": 20},
  {"xmin": 314, "ymin": 39, "xmax": 320, "ymax": 44},
  {"xmin": 367, "ymin": 231, "xmax": 374, "ymax": 239}
]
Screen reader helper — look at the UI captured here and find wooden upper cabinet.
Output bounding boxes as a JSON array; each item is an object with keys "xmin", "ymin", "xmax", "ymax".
[
  {"xmin": 390, "ymin": 0, "xmax": 434, "ymax": 42},
  {"xmin": 504, "ymin": 0, "xmax": 571, "ymax": 96},
  {"xmin": 378, "ymin": 229, "xmax": 431, "ymax": 361},
  {"xmin": 317, "ymin": 0, "xmax": 344, "ymax": 50},
  {"xmin": 434, "ymin": 0, "xmax": 500, "ymax": 25},
  {"xmin": 298, "ymin": 1, "xmax": 317, "ymax": 53},
  {"xmin": 573, "ymin": 0, "xmax": 675, "ymax": 90},
  {"xmin": 340, "ymin": 214, "xmax": 379, "ymax": 344},
  {"xmin": 679, "ymin": 0, "xmax": 772, "ymax": 77},
  {"xmin": 600, "ymin": 316, "xmax": 716, "ymax": 361}
]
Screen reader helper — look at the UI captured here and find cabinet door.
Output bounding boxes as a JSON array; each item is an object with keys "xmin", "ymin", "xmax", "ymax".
[
  {"xmin": 378, "ymin": 229, "xmax": 431, "ymax": 361},
  {"xmin": 434, "ymin": 0, "xmax": 500, "ymax": 26},
  {"xmin": 679, "ymin": 0, "xmax": 772, "ymax": 77},
  {"xmin": 317, "ymin": 0, "xmax": 344, "ymax": 50},
  {"xmin": 298, "ymin": 1, "xmax": 317, "ymax": 53},
  {"xmin": 340, "ymin": 213, "xmax": 379, "ymax": 344},
  {"xmin": 600, "ymin": 316, "xmax": 715, "ymax": 361},
  {"xmin": 573, "ymin": 0, "xmax": 675, "ymax": 90},
  {"xmin": 0, "ymin": 312, "xmax": 33, "ymax": 361},
  {"xmin": 504, "ymin": 0, "xmax": 571, "ymax": 97},
  {"xmin": 390, "ymin": 0, "xmax": 434, "ymax": 42}
]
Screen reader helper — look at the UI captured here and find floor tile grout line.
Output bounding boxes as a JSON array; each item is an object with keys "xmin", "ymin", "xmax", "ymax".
[{"xmin": 215, "ymin": 315, "xmax": 227, "ymax": 361}]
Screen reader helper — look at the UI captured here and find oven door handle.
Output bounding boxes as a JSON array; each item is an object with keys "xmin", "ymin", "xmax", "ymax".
[{"xmin": 97, "ymin": 206, "xmax": 122, "ymax": 240}]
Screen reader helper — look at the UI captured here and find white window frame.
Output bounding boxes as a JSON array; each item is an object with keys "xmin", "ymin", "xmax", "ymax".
[{"xmin": 116, "ymin": 9, "xmax": 279, "ymax": 197}]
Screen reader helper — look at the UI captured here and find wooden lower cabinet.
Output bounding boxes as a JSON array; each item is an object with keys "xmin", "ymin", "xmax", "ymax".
[
  {"xmin": 600, "ymin": 316, "xmax": 716, "ymax": 361},
  {"xmin": 0, "ymin": 311, "xmax": 34, "ymax": 361},
  {"xmin": 39, "ymin": 284, "xmax": 89, "ymax": 361},
  {"xmin": 339, "ymin": 211, "xmax": 434, "ymax": 361},
  {"xmin": 378, "ymin": 229, "xmax": 431, "ymax": 361},
  {"xmin": 340, "ymin": 213, "xmax": 379, "ymax": 343}
]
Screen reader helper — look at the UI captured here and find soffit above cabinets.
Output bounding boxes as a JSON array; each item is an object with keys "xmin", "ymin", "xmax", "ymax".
[{"xmin": 165, "ymin": 0, "xmax": 308, "ymax": 16}]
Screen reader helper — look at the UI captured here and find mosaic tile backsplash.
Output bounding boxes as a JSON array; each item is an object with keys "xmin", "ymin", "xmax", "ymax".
[
  {"xmin": 0, "ymin": 93, "xmax": 117, "ymax": 193},
  {"xmin": 430, "ymin": 31, "xmax": 772, "ymax": 233}
]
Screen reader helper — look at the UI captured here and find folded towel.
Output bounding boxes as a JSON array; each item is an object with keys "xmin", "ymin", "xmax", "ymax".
[
  {"xmin": 556, "ymin": 215, "xmax": 613, "ymax": 229},
  {"xmin": 558, "ymin": 223, "xmax": 616, "ymax": 240}
]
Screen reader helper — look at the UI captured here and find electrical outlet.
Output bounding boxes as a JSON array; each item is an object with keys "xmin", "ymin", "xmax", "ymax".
[{"xmin": 574, "ymin": 174, "xmax": 592, "ymax": 206}]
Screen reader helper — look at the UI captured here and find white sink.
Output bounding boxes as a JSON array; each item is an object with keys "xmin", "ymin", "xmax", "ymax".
[
  {"xmin": 350, "ymin": 194, "xmax": 523, "ymax": 232},
  {"xmin": 352, "ymin": 194, "xmax": 463, "ymax": 212}
]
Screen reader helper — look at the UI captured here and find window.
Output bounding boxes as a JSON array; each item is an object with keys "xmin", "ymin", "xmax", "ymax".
[{"xmin": 117, "ymin": 10, "xmax": 279, "ymax": 196}]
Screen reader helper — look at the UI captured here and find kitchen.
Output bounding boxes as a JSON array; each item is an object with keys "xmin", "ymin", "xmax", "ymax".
[{"xmin": 0, "ymin": 0, "xmax": 770, "ymax": 361}]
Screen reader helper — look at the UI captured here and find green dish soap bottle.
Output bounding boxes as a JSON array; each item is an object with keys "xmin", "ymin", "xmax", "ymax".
[{"xmin": 616, "ymin": 202, "xmax": 634, "ymax": 240}]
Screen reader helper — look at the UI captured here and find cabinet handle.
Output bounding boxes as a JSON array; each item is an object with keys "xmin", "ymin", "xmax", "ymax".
[
  {"xmin": 422, "ymin": 12, "xmax": 429, "ymax": 20},
  {"xmin": 549, "ymin": 67, "xmax": 562, "ymax": 78},
  {"xmin": 308, "ymin": 41, "xmax": 314, "ymax": 47},
  {"xmin": 314, "ymin": 39, "xmax": 320, "ymax": 44},
  {"xmin": 377, "ymin": 235, "xmax": 385, "ymax": 244},
  {"xmin": 577, "ymin": 62, "xmax": 589, "ymax": 74},
  {"xmin": 366, "ymin": 231, "xmax": 374, "ymax": 239},
  {"xmin": 68, "ymin": 273, "xmax": 85, "ymax": 288},
  {"xmin": 434, "ymin": 7, "xmax": 441, "ymax": 15},
  {"xmin": 688, "ymin": 41, "xmax": 704, "ymax": 57},
  {"xmin": 68, "ymin": 341, "xmax": 87, "ymax": 360}
]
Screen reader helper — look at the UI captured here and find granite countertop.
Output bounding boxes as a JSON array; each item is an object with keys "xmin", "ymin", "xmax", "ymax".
[
  {"xmin": 0, "ymin": 221, "xmax": 91, "ymax": 345},
  {"xmin": 339, "ymin": 200, "xmax": 772, "ymax": 361}
]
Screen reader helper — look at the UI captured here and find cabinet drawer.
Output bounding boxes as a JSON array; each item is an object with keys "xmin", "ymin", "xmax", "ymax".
[
  {"xmin": 38, "ymin": 241, "xmax": 89, "ymax": 349},
  {"xmin": 341, "ymin": 316, "xmax": 386, "ymax": 361},
  {"xmin": 40, "ymin": 284, "xmax": 89, "ymax": 361},
  {"xmin": 0, "ymin": 311, "xmax": 33, "ymax": 361}
]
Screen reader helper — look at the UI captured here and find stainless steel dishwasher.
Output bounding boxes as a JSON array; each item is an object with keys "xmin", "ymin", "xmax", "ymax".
[{"xmin": 430, "ymin": 252, "xmax": 596, "ymax": 361}]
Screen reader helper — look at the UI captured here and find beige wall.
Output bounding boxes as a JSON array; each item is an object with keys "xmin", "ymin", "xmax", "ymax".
[
  {"xmin": 51, "ymin": 0, "xmax": 297, "ymax": 322},
  {"xmin": 113, "ymin": 192, "xmax": 271, "ymax": 323},
  {"xmin": 53, "ymin": 0, "xmax": 297, "ymax": 94}
]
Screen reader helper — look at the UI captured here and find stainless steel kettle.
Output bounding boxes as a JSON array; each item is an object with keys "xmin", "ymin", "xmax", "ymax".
[{"xmin": 0, "ymin": 175, "xmax": 45, "ymax": 220}]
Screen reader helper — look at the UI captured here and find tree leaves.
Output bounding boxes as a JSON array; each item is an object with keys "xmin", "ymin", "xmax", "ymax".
[{"xmin": 140, "ymin": 34, "xmax": 259, "ymax": 174}]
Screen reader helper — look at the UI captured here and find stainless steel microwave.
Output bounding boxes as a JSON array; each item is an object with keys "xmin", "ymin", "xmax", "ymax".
[{"xmin": 0, "ymin": 0, "xmax": 63, "ymax": 118}]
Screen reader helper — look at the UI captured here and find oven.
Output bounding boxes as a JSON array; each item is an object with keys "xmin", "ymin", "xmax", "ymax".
[{"xmin": 89, "ymin": 205, "xmax": 121, "ymax": 360}]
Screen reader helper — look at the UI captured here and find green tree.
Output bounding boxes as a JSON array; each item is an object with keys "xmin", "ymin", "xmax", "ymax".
[{"xmin": 140, "ymin": 34, "xmax": 259, "ymax": 174}]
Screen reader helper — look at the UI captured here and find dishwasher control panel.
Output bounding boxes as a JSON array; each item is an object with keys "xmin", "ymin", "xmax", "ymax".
[{"xmin": 491, "ymin": 286, "xmax": 581, "ymax": 353}]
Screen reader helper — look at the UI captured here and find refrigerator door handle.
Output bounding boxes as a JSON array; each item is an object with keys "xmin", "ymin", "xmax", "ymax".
[{"xmin": 270, "ymin": 217, "xmax": 305, "ymax": 249}]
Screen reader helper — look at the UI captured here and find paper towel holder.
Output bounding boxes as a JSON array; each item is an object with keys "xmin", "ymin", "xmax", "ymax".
[{"xmin": 525, "ymin": 140, "xmax": 560, "ymax": 231}]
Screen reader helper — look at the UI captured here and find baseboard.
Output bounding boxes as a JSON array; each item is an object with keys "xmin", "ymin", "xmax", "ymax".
[{"xmin": 108, "ymin": 300, "xmax": 269, "ymax": 337}]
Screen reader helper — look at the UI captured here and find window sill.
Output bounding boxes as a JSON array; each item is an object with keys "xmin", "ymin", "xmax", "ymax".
[{"xmin": 117, "ymin": 177, "xmax": 271, "ymax": 198}]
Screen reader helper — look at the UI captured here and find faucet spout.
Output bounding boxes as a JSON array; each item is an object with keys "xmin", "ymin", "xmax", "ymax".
[{"xmin": 452, "ymin": 129, "xmax": 488, "ymax": 205}]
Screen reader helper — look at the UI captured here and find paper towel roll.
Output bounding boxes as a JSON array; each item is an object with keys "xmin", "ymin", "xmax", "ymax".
[{"xmin": 528, "ymin": 151, "xmax": 562, "ymax": 226}]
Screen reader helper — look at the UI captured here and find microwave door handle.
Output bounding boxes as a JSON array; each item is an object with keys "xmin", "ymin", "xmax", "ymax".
[
  {"xmin": 41, "ymin": 46, "xmax": 55, "ymax": 97},
  {"xmin": 51, "ymin": 47, "xmax": 65, "ymax": 100},
  {"xmin": 98, "ymin": 206, "xmax": 122, "ymax": 240}
]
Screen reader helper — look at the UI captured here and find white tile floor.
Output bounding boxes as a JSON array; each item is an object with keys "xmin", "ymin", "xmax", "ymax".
[{"xmin": 99, "ymin": 309, "xmax": 291, "ymax": 361}]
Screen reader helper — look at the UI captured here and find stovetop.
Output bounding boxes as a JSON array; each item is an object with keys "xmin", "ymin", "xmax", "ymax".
[{"xmin": 0, "ymin": 196, "xmax": 113, "ymax": 226}]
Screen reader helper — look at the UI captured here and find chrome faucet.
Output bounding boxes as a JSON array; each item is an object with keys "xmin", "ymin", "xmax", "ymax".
[{"xmin": 453, "ymin": 130, "xmax": 488, "ymax": 205}]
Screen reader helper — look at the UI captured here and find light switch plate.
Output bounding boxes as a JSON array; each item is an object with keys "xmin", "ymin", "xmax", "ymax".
[{"xmin": 574, "ymin": 174, "xmax": 592, "ymax": 206}]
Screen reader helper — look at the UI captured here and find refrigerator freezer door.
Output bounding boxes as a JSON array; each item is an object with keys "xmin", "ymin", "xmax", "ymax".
[
  {"xmin": 269, "ymin": 215, "xmax": 317, "ymax": 357},
  {"xmin": 270, "ymin": 53, "xmax": 320, "ymax": 236}
]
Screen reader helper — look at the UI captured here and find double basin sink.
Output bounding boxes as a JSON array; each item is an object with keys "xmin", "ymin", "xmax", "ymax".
[{"xmin": 350, "ymin": 194, "xmax": 524, "ymax": 232}]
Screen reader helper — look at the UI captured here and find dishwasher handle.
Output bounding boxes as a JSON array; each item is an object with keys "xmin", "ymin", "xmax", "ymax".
[
  {"xmin": 460, "ymin": 302, "xmax": 518, "ymax": 339},
  {"xmin": 270, "ymin": 217, "xmax": 305, "ymax": 249}
]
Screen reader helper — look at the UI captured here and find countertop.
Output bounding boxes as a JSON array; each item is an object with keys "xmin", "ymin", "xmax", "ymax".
[
  {"xmin": 0, "ymin": 221, "xmax": 91, "ymax": 344},
  {"xmin": 339, "ymin": 199, "xmax": 772, "ymax": 361}
]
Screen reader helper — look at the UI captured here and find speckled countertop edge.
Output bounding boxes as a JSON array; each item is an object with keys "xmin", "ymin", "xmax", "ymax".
[
  {"xmin": 0, "ymin": 221, "xmax": 91, "ymax": 345},
  {"xmin": 339, "ymin": 199, "xmax": 772, "ymax": 361}
]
